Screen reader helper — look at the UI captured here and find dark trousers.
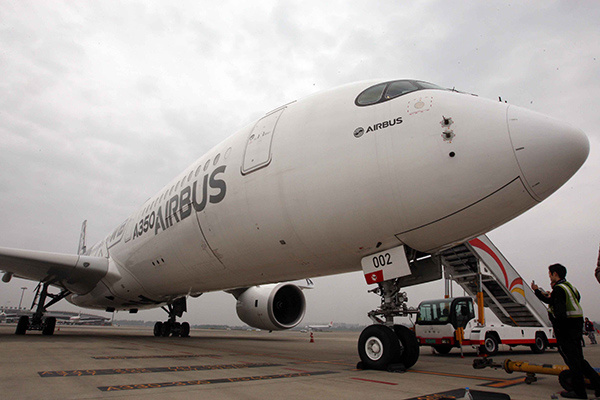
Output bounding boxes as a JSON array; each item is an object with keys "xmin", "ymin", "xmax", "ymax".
[{"xmin": 556, "ymin": 325, "xmax": 600, "ymax": 395}]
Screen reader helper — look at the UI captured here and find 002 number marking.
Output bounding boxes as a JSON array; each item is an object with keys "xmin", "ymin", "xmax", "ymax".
[{"xmin": 372, "ymin": 253, "xmax": 392, "ymax": 269}]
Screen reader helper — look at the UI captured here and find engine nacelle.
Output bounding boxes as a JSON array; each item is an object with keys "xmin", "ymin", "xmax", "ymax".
[{"xmin": 235, "ymin": 283, "xmax": 306, "ymax": 331}]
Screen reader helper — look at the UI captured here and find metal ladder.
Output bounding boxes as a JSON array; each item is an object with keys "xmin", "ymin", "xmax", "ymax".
[{"xmin": 439, "ymin": 235, "xmax": 550, "ymax": 328}]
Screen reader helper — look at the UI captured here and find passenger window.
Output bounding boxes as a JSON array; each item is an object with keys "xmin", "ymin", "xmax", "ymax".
[
  {"xmin": 204, "ymin": 159, "xmax": 211, "ymax": 171},
  {"xmin": 188, "ymin": 171, "xmax": 193, "ymax": 181},
  {"xmin": 356, "ymin": 83, "xmax": 387, "ymax": 106},
  {"xmin": 213, "ymin": 153, "xmax": 220, "ymax": 165},
  {"xmin": 195, "ymin": 164, "xmax": 202, "ymax": 177}
]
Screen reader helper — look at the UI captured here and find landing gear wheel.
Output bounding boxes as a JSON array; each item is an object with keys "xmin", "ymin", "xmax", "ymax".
[
  {"xmin": 161, "ymin": 322, "xmax": 172, "ymax": 337},
  {"xmin": 433, "ymin": 344, "xmax": 452, "ymax": 355},
  {"xmin": 480, "ymin": 334, "xmax": 499, "ymax": 356},
  {"xmin": 42, "ymin": 317, "xmax": 56, "ymax": 335},
  {"xmin": 16, "ymin": 316, "xmax": 29, "ymax": 335},
  {"xmin": 530, "ymin": 334, "xmax": 547, "ymax": 354},
  {"xmin": 393, "ymin": 324, "xmax": 419, "ymax": 368},
  {"xmin": 181, "ymin": 322, "xmax": 190, "ymax": 338},
  {"xmin": 153, "ymin": 322, "xmax": 163, "ymax": 337},
  {"xmin": 358, "ymin": 324, "xmax": 401, "ymax": 370}
]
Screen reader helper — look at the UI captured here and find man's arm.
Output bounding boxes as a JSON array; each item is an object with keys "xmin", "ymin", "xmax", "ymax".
[{"xmin": 534, "ymin": 288, "xmax": 552, "ymax": 304}]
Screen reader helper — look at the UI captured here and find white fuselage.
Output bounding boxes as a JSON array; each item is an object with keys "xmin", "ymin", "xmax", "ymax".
[{"xmin": 69, "ymin": 80, "xmax": 589, "ymax": 310}]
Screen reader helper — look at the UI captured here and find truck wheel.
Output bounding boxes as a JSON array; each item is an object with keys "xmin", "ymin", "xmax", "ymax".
[
  {"xmin": 481, "ymin": 334, "xmax": 499, "ymax": 356},
  {"xmin": 393, "ymin": 325, "xmax": 420, "ymax": 368},
  {"xmin": 530, "ymin": 333, "xmax": 547, "ymax": 354},
  {"xmin": 433, "ymin": 345, "xmax": 452, "ymax": 355},
  {"xmin": 358, "ymin": 325, "xmax": 401, "ymax": 370}
]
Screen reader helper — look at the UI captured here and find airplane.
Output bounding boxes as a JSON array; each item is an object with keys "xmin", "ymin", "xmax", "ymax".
[
  {"xmin": 0, "ymin": 79, "xmax": 589, "ymax": 371},
  {"xmin": 307, "ymin": 321, "xmax": 334, "ymax": 332}
]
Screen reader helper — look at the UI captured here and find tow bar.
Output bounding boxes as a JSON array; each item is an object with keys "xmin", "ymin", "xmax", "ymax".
[{"xmin": 473, "ymin": 357, "xmax": 600, "ymax": 391}]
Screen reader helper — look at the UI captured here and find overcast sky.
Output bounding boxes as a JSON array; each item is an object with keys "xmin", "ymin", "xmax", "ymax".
[{"xmin": 1, "ymin": 1, "xmax": 599, "ymax": 326}]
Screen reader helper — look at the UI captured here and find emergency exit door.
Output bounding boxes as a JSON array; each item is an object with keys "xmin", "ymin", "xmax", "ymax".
[{"xmin": 241, "ymin": 108, "xmax": 285, "ymax": 174}]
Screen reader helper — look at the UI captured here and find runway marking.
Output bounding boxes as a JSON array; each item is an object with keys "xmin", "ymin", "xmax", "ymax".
[
  {"xmin": 38, "ymin": 362, "xmax": 280, "ymax": 377},
  {"xmin": 483, "ymin": 376, "xmax": 528, "ymax": 388},
  {"xmin": 229, "ymin": 349, "xmax": 355, "ymax": 367},
  {"xmin": 402, "ymin": 388, "xmax": 511, "ymax": 400},
  {"xmin": 92, "ymin": 354, "xmax": 221, "ymax": 359},
  {"xmin": 282, "ymin": 367, "xmax": 311, "ymax": 373},
  {"xmin": 350, "ymin": 377, "xmax": 398, "ymax": 385},
  {"xmin": 409, "ymin": 369, "xmax": 531, "ymax": 388},
  {"xmin": 97, "ymin": 370, "xmax": 338, "ymax": 391},
  {"xmin": 291, "ymin": 359, "xmax": 354, "ymax": 366}
]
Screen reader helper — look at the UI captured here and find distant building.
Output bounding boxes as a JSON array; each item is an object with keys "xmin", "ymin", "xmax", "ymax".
[{"xmin": 0, "ymin": 306, "xmax": 111, "ymax": 326}]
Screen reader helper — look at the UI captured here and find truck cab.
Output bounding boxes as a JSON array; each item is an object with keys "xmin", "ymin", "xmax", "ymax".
[{"xmin": 416, "ymin": 297, "xmax": 475, "ymax": 354}]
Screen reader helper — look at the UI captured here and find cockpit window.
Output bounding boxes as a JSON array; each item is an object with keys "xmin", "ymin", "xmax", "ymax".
[
  {"xmin": 355, "ymin": 83, "xmax": 387, "ymax": 106},
  {"xmin": 355, "ymin": 80, "xmax": 445, "ymax": 107},
  {"xmin": 384, "ymin": 81, "xmax": 419, "ymax": 100}
]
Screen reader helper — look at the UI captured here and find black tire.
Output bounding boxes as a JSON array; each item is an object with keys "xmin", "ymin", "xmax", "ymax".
[
  {"xmin": 433, "ymin": 344, "xmax": 453, "ymax": 355},
  {"xmin": 153, "ymin": 322, "xmax": 163, "ymax": 337},
  {"xmin": 393, "ymin": 325, "xmax": 420, "ymax": 368},
  {"xmin": 358, "ymin": 324, "xmax": 401, "ymax": 370},
  {"xmin": 181, "ymin": 322, "xmax": 190, "ymax": 338},
  {"xmin": 42, "ymin": 317, "xmax": 56, "ymax": 336},
  {"xmin": 480, "ymin": 334, "xmax": 499, "ymax": 356},
  {"xmin": 161, "ymin": 321, "xmax": 171, "ymax": 337},
  {"xmin": 558, "ymin": 370, "xmax": 573, "ymax": 391},
  {"xmin": 15, "ymin": 316, "xmax": 29, "ymax": 335},
  {"xmin": 530, "ymin": 333, "xmax": 547, "ymax": 354}
]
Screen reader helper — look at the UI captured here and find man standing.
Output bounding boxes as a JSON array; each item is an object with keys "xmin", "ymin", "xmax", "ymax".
[
  {"xmin": 584, "ymin": 318, "xmax": 597, "ymax": 345},
  {"xmin": 531, "ymin": 264, "xmax": 600, "ymax": 399}
]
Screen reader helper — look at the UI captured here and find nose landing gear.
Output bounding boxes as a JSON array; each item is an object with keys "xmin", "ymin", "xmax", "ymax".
[{"xmin": 357, "ymin": 279, "xmax": 420, "ymax": 371}]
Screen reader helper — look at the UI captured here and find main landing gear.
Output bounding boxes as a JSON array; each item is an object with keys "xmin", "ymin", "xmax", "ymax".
[
  {"xmin": 357, "ymin": 279, "xmax": 420, "ymax": 372},
  {"xmin": 15, "ymin": 282, "xmax": 70, "ymax": 336},
  {"xmin": 153, "ymin": 297, "xmax": 190, "ymax": 337}
]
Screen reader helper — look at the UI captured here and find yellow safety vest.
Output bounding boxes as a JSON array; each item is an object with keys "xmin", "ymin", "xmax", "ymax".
[{"xmin": 550, "ymin": 281, "xmax": 583, "ymax": 318}]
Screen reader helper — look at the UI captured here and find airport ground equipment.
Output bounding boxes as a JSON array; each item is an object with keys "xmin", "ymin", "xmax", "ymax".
[
  {"xmin": 473, "ymin": 357, "xmax": 600, "ymax": 391},
  {"xmin": 415, "ymin": 234, "xmax": 556, "ymax": 355},
  {"xmin": 416, "ymin": 296, "xmax": 555, "ymax": 355}
]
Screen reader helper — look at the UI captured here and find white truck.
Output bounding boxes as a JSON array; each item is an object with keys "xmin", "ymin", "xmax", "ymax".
[
  {"xmin": 415, "ymin": 234, "xmax": 557, "ymax": 355},
  {"xmin": 415, "ymin": 296, "xmax": 556, "ymax": 355}
]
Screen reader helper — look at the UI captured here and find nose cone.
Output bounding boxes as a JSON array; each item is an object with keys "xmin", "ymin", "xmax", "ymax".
[{"xmin": 507, "ymin": 106, "xmax": 589, "ymax": 201}]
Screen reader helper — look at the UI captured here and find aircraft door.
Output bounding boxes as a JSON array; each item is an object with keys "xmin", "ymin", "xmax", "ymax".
[{"xmin": 241, "ymin": 108, "xmax": 285, "ymax": 174}]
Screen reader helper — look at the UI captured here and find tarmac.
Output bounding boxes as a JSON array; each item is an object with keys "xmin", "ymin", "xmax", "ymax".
[{"xmin": 1, "ymin": 324, "xmax": 599, "ymax": 400}]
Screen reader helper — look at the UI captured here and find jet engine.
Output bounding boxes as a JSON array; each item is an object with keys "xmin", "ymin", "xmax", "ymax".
[{"xmin": 235, "ymin": 283, "xmax": 306, "ymax": 331}]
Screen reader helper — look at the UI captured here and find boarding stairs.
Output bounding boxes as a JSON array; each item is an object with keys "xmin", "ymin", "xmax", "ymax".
[{"xmin": 439, "ymin": 234, "xmax": 551, "ymax": 328}]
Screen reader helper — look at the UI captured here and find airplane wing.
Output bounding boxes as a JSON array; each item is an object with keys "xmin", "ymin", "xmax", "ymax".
[{"xmin": 0, "ymin": 247, "xmax": 109, "ymax": 294}]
